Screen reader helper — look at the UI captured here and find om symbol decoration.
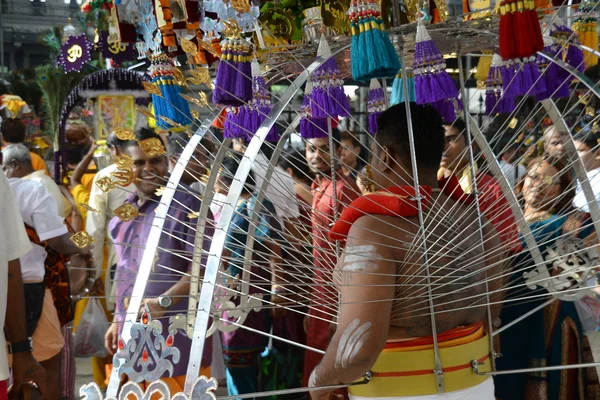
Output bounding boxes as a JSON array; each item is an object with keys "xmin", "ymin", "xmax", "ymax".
[
  {"xmin": 58, "ymin": 35, "xmax": 92, "ymax": 73},
  {"xmin": 108, "ymin": 42, "xmax": 127, "ymax": 55},
  {"xmin": 67, "ymin": 44, "xmax": 83, "ymax": 62}
]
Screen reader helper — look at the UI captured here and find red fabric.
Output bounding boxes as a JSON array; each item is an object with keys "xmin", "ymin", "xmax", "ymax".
[
  {"xmin": 330, "ymin": 174, "xmax": 521, "ymax": 253},
  {"xmin": 303, "ymin": 173, "xmax": 359, "ymax": 386},
  {"xmin": 0, "ymin": 380, "xmax": 7, "ymax": 400},
  {"xmin": 330, "ymin": 176, "xmax": 465, "ymax": 240},
  {"xmin": 384, "ymin": 322, "xmax": 483, "ymax": 349},
  {"xmin": 330, "ymin": 185, "xmax": 433, "ymax": 240},
  {"xmin": 473, "ymin": 174, "xmax": 521, "ymax": 253}
]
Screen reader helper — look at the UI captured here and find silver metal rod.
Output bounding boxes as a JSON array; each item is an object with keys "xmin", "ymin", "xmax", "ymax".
[
  {"xmin": 217, "ymin": 384, "xmax": 347, "ymax": 400},
  {"xmin": 186, "ymin": 138, "xmax": 233, "ymax": 338},
  {"xmin": 0, "ymin": 1, "xmax": 4, "ymax": 80},
  {"xmin": 327, "ymin": 117, "xmax": 342, "ymax": 266},
  {"xmin": 184, "ymin": 57, "xmax": 326, "ymax": 394},
  {"xmin": 217, "ymin": 315, "xmax": 325, "ymax": 355},
  {"xmin": 466, "ymin": 116, "xmax": 546, "ymax": 279},
  {"xmin": 457, "ymin": 49, "xmax": 496, "ymax": 370},
  {"xmin": 478, "ymin": 361, "xmax": 600, "ymax": 376},
  {"xmin": 492, "ymin": 297, "xmax": 556, "ymax": 337},
  {"xmin": 399, "ymin": 34, "xmax": 444, "ymax": 393}
]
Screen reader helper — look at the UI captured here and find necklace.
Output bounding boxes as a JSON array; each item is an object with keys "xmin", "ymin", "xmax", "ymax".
[{"xmin": 524, "ymin": 210, "xmax": 553, "ymax": 225}]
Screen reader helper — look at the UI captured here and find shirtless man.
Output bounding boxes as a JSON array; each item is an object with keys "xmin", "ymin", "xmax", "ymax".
[{"xmin": 309, "ymin": 103, "xmax": 502, "ymax": 400}]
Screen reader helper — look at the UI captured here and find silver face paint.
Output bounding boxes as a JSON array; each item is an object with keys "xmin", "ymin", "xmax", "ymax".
[
  {"xmin": 342, "ymin": 245, "xmax": 383, "ymax": 273},
  {"xmin": 308, "ymin": 367, "xmax": 318, "ymax": 388},
  {"xmin": 335, "ymin": 319, "xmax": 372, "ymax": 368}
]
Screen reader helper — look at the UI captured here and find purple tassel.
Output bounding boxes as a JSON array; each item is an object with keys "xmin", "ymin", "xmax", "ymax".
[
  {"xmin": 498, "ymin": 93, "xmax": 516, "ymax": 113},
  {"xmin": 485, "ymin": 90, "xmax": 498, "ymax": 115},
  {"xmin": 430, "ymin": 99, "xmax": 456, "ymax": 123},
  {"xmin": 231, "ymin": 66, "xmax": 279, "ymax": 142},
  {"xmin": 367, "ymin": 79, "xmax": 386, "ymax": 135},
  {"xmin": 213, "ymin": 39, "xmax": 252, "ymax": 107},
  {"xmin": 300, "ymin": 117, "xmax": 329, "ymax": 139},
  {"xmin": 223, "ymin": 108, "xmax": 243, "ymax": 139},
  {"xmin": 566, "ymin": 45, "xmax": 585, "ymax": 72},
  {"xmin": 310, "ymin": 39, "xmax": 351, "ymax": 118},
  {"xmin": 369, "ymin": 112, "xmax": 381, "ymax": 135},
  {"xmin": 412, "ymin": 20, "xmax": 457, "ymax": 105}
]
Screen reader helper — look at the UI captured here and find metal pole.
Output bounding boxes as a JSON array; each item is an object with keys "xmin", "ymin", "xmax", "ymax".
[
  {"xmin": 457, "ymin": 48, "xmax": 497, "ymax": 369},
  {"xmin": 1, "ymin": 0, "xmax": 4, "ymax": 81},
  {"xmin": 399, "ymin": 33, "xmax": 445, "ymax": 393}
]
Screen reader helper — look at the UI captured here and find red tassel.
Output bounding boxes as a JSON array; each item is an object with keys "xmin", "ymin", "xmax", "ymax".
[
  {"xmin": 526, "ymin": 2, "xmax": 544, "ymax": 53},
  {"xmin": 499, "ymin": 0, "xmax": 517, "ymax": 59},
  {"xmin": 500, "ymin": 0, "xmax": 544, "ymax": 59}
]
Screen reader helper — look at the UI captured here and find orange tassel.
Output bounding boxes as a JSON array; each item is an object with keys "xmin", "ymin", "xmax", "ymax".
[{"xmin": 212, "ymin": 108, "xmax": 227, "ymax": 129}]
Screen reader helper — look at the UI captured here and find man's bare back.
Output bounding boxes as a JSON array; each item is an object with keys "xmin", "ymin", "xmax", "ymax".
[{"xmin": 364, "ymin": 192, "xmax": 501, "ymax": 340}]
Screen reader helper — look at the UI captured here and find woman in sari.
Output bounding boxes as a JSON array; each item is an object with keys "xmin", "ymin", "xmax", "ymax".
[
  {"xmin": 216, "ymin": 156, "xmax": 284, "ymax": 398},
  {"xmin": 495, "ymin": 156, "xmax": 600, "ymax": 399}
]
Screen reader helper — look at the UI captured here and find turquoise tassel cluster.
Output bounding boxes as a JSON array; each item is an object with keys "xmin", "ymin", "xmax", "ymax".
[{"xmin": 348, "ymin": 0, "xmax": 400, "ymax": 81}]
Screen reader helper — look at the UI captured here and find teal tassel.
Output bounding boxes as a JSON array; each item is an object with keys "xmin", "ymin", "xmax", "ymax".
[
  {"xmin": 390, "ymin": 71, "xmax": 416, "ymax": 105},
  {"xmin": 348, "ymin": 6, "xmax": 400, "ymax": 81}
]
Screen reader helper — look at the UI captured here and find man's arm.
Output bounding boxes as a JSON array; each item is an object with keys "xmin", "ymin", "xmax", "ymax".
[
  {"xmin": 310, "ymin": 215, "xmax": 396, "ymax": 398},
  {"xmin": 86, "ymin": 173, "xmax": 109, "ymax": 277},
  {"xmin": 6, "ymin": 260, "xmax": 46, "ymax": 396}
]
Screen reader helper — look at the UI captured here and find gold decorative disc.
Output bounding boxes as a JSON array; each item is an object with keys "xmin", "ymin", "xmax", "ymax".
[
  {"xmin": 111, "ymin": 168, "xmax": 136, "ymax": 187},
  {"xmin": 114, "ymin": 203, "xmax": 140, "ymax": 222},
  {"xmin": 139, "ymin": 137, "xmax": 167, "ymax": 157},
  {"xmin": 96, "ymin": 176, "xmax": 117, "ymax": 193},
  {"xmin": 114, "ymin": 154, "xmax": 134, "ymax": 169},
  {"xmin": 115, "ymin": 128, "xmax": 136, "ymax": 141},
  {"xmin": 70, "ymin": 231, "xmax": 94, "ymax": 249}
]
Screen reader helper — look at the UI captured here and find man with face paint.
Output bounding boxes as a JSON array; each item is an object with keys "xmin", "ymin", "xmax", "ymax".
[
  {"xmin": 309, "ymin": 104, "xmax": 504, "ymax": 400},
  {"xmin": 303, "ymin": 128, "xmax": 360, "ymax": 388},
  {"xmin": 105, "ymin": 127, "xmax": 213, "ymax": 394}
]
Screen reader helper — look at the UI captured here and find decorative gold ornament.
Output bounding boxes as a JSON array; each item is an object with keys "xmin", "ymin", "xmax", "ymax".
[
  {"xmin": 172, "ymin": 68, "xmax": 187, "ymax": 87},
  {"xmin": 114, "ymin": 203, "xmax": 140, "ymax": 222},
  {"xmin": 159, "ymin": 116, "xmax": 183, "ymax": 128},
  {"xmin": 142, "ymin": 81, "xmax": 163, "ymax": 97},
  {"xmin": 79, "ymin": 203, "xmax": 99, "ymax": 213},
  {"xmin": 198, "ymin": 92, "xmax": 209, "ymax": 108},
  {"xmin": 114, "ymin": 154, "xmax": 134, "ymax": 169},
  {"xmin": 197, "ymin": 40, "xmax": 219, "ymax": 57},
  {"xmin": 191, "ymin": 110, "xmax": 200, "ymax": 120},
  {"xmin": 231, "ymin": 0, "xmax": 251, "ymax": 13},
  {"xmin": 112, "ymin": 168, "xmax": 136, "ymax": 187},
  {"xmin": 155, "ymin": 186, "xmax": 166, "ymax": 196},
  {"xmin": 357, "ymin": 165, "xmax": 376, "ymax": 194},
  {"xmin": 135, "ymin": 105, "xmax": 155, "ymax": 120},
  {"xmin": 222, "ymin": 19, "xmax": 242, "ymax": 39},
  {"xmin": 259, "ymin": 8, "xmax": 298, "ymax": 42},
  {"xmin": 188, "ymin": 211, "xmax": 200, "ymax": 219},
  {"xmin": 115, "ymin": 127, "xmax": 136, "ymax": 140},
  {"xmin": 180, "ymin": 93, "xmax": 209, "ymax": 108},
  {"xmin": 70, "ymin": 231, "xmax": 94, "ymax": 249},
  {"xmin": 508, "ymin": 117, "xmax": 519, "ymax": 129},
  {"xmin": 180, "ymin": 37, "xmax": 199, "ymax": 55},
  {"xmin": 321, "ymin": 0, "xmax": 349, "ymax": 35},
  {"xmin": 187, "ymin": 68, "xmax": 212, "ymax": 87},
  {"xmin": 96, "ymin": 176, "xmax": 117, "ymax": 193},
  {"xmin": 139, "ymin": 138, "xmax": 167, "ymax": 157}
]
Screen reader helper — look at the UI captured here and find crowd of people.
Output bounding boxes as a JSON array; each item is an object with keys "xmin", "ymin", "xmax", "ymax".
[{"xmin": 1, "ymin": 100, "xmax": 600, "ymax": 400}]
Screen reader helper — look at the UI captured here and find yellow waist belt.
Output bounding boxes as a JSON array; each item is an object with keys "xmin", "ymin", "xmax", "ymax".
[{"xmin": 348, "ymin": 328, "xmax": 491, "ymax": 398}]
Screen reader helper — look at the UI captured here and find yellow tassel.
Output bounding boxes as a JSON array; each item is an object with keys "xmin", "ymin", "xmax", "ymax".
[{"xmin": 474, "ymin": 51, "xmax": 493, "ymax": 84}]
